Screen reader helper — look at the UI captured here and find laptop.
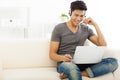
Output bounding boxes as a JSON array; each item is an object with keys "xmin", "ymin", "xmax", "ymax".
[{"xmin": 73, "ymin": 46, "xmax": 106, "ymax": 64}]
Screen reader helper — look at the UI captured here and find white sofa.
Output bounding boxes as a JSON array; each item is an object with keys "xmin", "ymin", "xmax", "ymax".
[{"xmin": 0, "ymin": 39, "xmax": 119, "ymax": 80}]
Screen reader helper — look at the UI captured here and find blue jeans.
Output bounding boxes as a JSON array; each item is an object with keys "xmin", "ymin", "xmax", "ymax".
[{"xmin": 57, "ymin": 58, "xmax": 118, "ymax": 80}]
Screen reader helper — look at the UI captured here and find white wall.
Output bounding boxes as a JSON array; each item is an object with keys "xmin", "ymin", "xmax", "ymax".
[
  {"xmin": 30, "ymin": 0, "xmax": 120, "ymax": 49},
  {"xmin": 84, "ymin": 0, "xmax": 120, "ymax": 49},
  {"xmin": 0, "ymin": 0, "xmax": 119, "ymax": 49}
]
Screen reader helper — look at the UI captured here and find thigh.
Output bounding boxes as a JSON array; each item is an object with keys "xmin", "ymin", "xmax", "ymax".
[
  {"xmin": 85, "ymin": 58, "xmax": 118, "ymax": 77},
  {"xmin": 90, "ymin": 58, "xmax": 118, "ymax": 72}
]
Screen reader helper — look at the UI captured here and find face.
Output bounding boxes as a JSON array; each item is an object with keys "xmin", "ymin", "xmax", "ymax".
[{"xmin": 70, "ymin": 10, "xmax": 86, "ymax": 27}]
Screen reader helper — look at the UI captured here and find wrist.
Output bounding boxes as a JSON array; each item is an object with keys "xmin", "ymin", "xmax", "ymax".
[{"xmin": 59, "ymin": 55, "xmax": 64, "ymax": 62}]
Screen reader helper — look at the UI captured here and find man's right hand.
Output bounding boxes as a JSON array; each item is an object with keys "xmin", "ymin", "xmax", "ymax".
[{"xmin": 61, "ymin": 54, "xmax": 72, "ymax": 62}]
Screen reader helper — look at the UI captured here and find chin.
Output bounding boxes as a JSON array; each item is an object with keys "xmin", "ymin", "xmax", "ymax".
[
  {"xmin": 71, "ymin": 21, "xmax": 79, "ymax": 26},
  {"xmin": 74, "ymin": 23, "xmax": 79, "ymax": 26}
]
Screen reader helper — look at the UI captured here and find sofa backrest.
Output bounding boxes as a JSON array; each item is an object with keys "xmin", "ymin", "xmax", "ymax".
[{"xmin": 0, "ymin": 39, "xmax": 56, "ymax": 69}]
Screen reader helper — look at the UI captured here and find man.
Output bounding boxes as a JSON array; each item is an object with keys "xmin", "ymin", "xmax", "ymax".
[{"xmin": 49, "ymin": 0, "xmax": 118, "ymax": 80}]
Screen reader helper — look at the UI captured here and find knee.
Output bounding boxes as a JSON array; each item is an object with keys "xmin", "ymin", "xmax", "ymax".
[{"xmin": 105, "ymin": 58, "xmax": 118, "ymax": 72}]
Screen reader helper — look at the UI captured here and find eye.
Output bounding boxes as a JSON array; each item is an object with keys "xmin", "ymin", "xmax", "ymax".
[
  {"xmin": 80, "ymin": 15, "xmax": 85, "ymax": 18},
  {"xmin": 75, "ymin": 14, "xmax": 79, "ymax": 17}
]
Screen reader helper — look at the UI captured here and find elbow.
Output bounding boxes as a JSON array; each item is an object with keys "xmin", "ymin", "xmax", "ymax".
[
  {"xmin": 99, "ymin": 42, "xmax": 107, "ymax": 46},
  {"xmin": 104, "ymin": 43, "xmax": 107, "ymax": 46},
  {"xmin": 49, "ymin": 53, "xmax": 53, "ymax": 60},
  {"xmin": 102, "ymin": 42, "xmax": 107, "ymax": 46},
  {"xmin": 97, "ymin": 40, "xmax": 107, "ymax": 46}
]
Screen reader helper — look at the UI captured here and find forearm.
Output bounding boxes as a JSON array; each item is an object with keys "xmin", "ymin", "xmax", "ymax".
[
  {"xmin": 50, "ymin": 53, "xmax": 63, "ymax": 62},
  {"xmin": 93, "ymin": 23, "xmax": 107, "ymax": 46},
  {"xmin": 50, "ymin": 52, "xmax": 72, "ymax": 62}
]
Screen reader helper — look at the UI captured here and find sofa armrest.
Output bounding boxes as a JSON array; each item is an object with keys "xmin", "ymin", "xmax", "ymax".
[
  {"xmin": 103, "ymin": 48, "xmax": 120, "ymax": 80},
  {"xmin": 111, "ymin": 49, "xmax": 120, "ymax": 80},
  {"xmin": 103, "ymin": 48, "xmax": 120, "ymax": 58},
  {"xmin": 113, "ymin": 64, "xmax": 120, "ymax": 80}
]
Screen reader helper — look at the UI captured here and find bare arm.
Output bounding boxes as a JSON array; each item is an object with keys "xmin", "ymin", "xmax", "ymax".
[
  {"xmin": 84, "ymin": 17, "xmax": 107, "ymax": 46},
  {"xmin": 49, "ymin": 41, "xmax": 72, "ymax": 62}
]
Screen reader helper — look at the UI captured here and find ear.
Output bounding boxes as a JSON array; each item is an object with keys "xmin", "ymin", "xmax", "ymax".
[{"xmin": 69, "ymin": 10, "xmax": 71, "ymax": 16}]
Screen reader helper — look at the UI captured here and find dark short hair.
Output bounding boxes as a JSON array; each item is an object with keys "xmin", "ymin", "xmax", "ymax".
[{"xmin": 70, "ymin": 0, "xmax": 87, "ymax": 12}]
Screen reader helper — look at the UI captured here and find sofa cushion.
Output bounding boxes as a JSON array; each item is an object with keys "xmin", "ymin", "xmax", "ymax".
[
  {"xmin": 112, "ymin": 49, "xmax": 120, "ymax": 80},
  {"xmin": 63, "ymin": 73, "xmax": 114, "ymax": 80},
  {"xmin": 3, "ymin": 68, "xmax": 114, "ymax": 80},
  {"xmin": 0, "ymin": 39, "xmax": 56, "ymax": 69},
  {"xmin": 82, "ymin": 73, "xmax": 114, "ymax": 80},
  {"xmin": 3, "ymin": 68, "xmax": 60, "ymax": 80}
]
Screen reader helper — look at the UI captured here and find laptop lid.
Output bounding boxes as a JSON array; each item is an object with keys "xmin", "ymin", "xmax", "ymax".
[{"xmin": 73, "ymin": 46, "xmax": 106, "ymax": 64}]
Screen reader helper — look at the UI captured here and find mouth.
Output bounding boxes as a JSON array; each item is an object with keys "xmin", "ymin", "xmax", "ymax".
[
  {"xmin": 71, "ymin": 20, "xmax": 81, "ymax": 26},
  {"xmin": 75, "ymin": 21, "xmax": 80, "ymax": 25}
]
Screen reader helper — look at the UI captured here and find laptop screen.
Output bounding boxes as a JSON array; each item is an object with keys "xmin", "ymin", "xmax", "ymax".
[{"xmin": 73, "ymin": 46, "xmax": 106, "ymax": 64}]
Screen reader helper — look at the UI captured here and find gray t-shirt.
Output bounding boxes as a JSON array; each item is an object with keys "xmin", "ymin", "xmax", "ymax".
[{"xmin": 51, "ymin": 22, "xmax": 95, "ymax": 57}]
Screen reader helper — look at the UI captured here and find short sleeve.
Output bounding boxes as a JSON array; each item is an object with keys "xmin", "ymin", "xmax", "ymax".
[
  {"xmin": 88, "ymin": 27, "xmax": 95, "ymax": 38},
  {"xmin": 51, "ymin": 26, "xmax": 61, "ymax": 42}
]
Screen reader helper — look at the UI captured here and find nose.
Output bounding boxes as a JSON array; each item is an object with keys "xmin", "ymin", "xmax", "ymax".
[{"xmin": 76, "ymin": 16, "xmax": 84, "ymax": 22}]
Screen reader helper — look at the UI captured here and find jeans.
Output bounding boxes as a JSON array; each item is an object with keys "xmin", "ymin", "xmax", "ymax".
[{"xmin": 57, "ymin": 58, "xmax": 118, "ymax": 80}]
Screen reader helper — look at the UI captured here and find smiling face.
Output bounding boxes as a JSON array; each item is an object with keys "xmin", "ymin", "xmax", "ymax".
[{"xmin": 70, "ymin": 10, "xmax": 86, "ymax": 27}]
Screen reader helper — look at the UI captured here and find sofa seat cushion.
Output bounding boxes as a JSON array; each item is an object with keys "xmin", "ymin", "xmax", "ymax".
[
  {"xmin": 63, "ymin": 73, "xmax": 114, "ymax": 80},
  {"xmin": 3, "ymin": 68, "xmax": 114, "ymax": 80},
  {"xmin": 3, "ymin": 68, "xmax": 60, "ymax": 80},
  {"xmin": 82, "ymin": 73, "xmax": 114, "ymax": 80}
]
